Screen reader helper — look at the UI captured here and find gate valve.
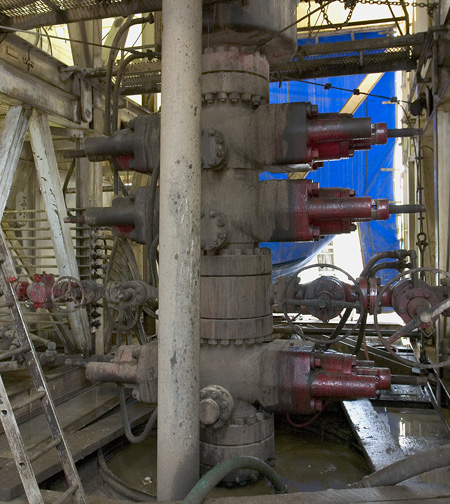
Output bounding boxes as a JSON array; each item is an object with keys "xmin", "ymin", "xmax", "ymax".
[
  {"xmin": 20, "ymin": 272, "xmax": 58, "ymax": 309},
  {"xmin": 295, "ymin": 276, "xmax": 354, "ymax": 322},
  {"xmin": 104, "ymin": 281, "xmax": 157, "ymax": 308},
  {"xmin": 390, "ymin": 278, "xmax": 443, "ymax": 324}
]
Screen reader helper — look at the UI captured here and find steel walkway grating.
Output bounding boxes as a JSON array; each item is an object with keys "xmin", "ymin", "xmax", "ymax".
[
  {"xmin": 0, "ymin": 0, "xmax": 159, "ymax": 29},
  {"xmin": 273, "ymin": 46, "xmax": 416, "ymax": 80},
  {"xmin": 0, "ymin": 0, "xmax": 228, "ymax": 29}
]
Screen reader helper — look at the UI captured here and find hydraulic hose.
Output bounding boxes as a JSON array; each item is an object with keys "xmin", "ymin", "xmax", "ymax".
[
  {"xmin": 98, "ymin": 448, "xmax": 156, "ymax": 501},
  {"xmin": 360, "ymin": 250, "xmax": 410, "ymax": 279},
  {"xmin": 351, "ymin": 442, "xmax": 450, "ymax": 488},
  {"xmin": 105, "ymin": 15, "xmax": 154, "ymax": 135},
  {"xmin": 146, "ymin": 163, "xmax": 160, "ymax": 287},
  {"xmin": 111, "ymin": 52, "xmax": 148, "ymax": 133},
  {"xmin": 327, "ymin": 307, "xmax": 352, "ymax": 343},
  {"xmin": 119, "ymin": 387, "xmax": 157, "ymax": 444},
  {"xmin": 183, "ymin": 456, "xmax": 286, "ymax": 504},
  {"xmin": 353, "ymin": 311, "xmax": 367, "ymax": 355},
  {"xmin": 368, "ymin": 260, "xmax": 408, "ymax": 277}
]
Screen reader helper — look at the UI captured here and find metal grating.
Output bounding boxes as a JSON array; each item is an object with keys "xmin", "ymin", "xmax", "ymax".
[
  {"xmin": 0, "ymin": 0, "xmax": 230, "ymax": 29},
  {"xmin": 273, "ymin": 46, "xmax": 416, "ymax": 80},
  {"xmin": 120, "ymin": 66, "xmax": 161, "ymax": 96},
  {"xmin": 271, "ymin": 34, "xmax": 425, "ymax": 81},
  {"xmin": 0, "ymin": 0, "xmax": 159, "ymax": 29}
]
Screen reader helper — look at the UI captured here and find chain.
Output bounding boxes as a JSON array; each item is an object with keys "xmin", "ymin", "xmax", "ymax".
[
  {"xmin": 336, "ymin": 0, "xmax": 437, "ymax": 8},
  {"xmin": 321, "ymin": 0, "xmax": 434, "ymax": 30},
  {"xmin": 322, "ymin": 1, "xmax": 356, "ymax": 28}
]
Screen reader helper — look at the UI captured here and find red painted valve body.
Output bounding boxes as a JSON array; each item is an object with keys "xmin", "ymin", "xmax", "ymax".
[
  {"xmin": 266, "ymin": 179, "xmax": 390, "ymax": 242},
  {"xmin": 15, "ymin": 272, "xmax": 57, "ymax": 309},
  {"xmin": 272, "ymin": 344, "xmax": 391, "ymax": 414}
]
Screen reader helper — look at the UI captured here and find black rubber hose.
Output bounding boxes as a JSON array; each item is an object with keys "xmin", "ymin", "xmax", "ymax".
[
  {"xmin": 324, "ymin": 308, "xmax": 352, "ymax": 349},
  {"xmin": 119, "ymin": 387, "xmax": 157, "ymax": 444},
  {"xmin": 97, "ymin": 448, "xmax": 156, "ymax": 501},
  {"xmin": 105, "ymin": 15, "xmax": 153, "ymax": 136},
  {"xmin": 111, "ymin": 52, "xmax": 147, "ymax": 134},
  {"xmin": 146, "ymin": 163, "xmax": 160, "ymax": 286},
  {"xmin": 368, "ymin": 260, "xmax": 408, "ymax": 277},
  {"xmin": 360, "ymin": 250, "xmax": 410, "ymax": 278},
  {"xmin": 183, "ymin": 456, "xmax": 286, "ymax": 504},
  {"xmin": 353, "ymin": 311, "xmax": 367, "ymax": 355},
  {"xmin": 350, "ymin": 442, "xmax": 450, "ymax": 488},
  {"xmin": 62, "ymin": 159, "xmax": 75, "ymax": 205}
]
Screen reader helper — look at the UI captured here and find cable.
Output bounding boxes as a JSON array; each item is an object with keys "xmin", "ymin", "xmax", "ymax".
[
  {"xmin": 0, "ymin": 24, "xmax": 147, "ymax": 56},
  {"xmin": 62, "ymin": 159, "xmax": 75, "ymax": 206},
  {"xmin": 286, "ymin": 403, "xmax": 329, "ymax": 429},
  {"xmin": 119, "ymin": 387, "xmax": 157, "ymax": 444},
  {"xmin": 397, "ymin": 102, "xmax": 428, "ymax": 265},
  {"xmin": 255, "ymin": 1, "xmax": 335, "ymax": 51},
  {"xmin": 288, "ymin": 78, "xmax": 411, "ymax": 105}
]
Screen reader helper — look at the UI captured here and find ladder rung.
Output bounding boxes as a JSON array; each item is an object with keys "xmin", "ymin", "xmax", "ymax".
[
  {"xmin": 29, "ymin": 436, "xmax": 62, "ymax": 463},
  {"xmin": 52, "ymin": 484, "xmax": 78, "ymax": 504},
  {"xmin": 11, "ymin": 391, "xmax": 46, "ymax": 411},
  {"xmin": 0, "ymin": 344, "xmax": 30, "ymax": 361}
]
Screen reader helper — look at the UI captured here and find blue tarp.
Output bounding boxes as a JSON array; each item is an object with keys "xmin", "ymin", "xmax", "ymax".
[{"xmin": 262, "ymin": 46, "xmax": 398, "ymax": 283}]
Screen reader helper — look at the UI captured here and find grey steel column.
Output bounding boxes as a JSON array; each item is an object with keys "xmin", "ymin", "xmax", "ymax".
[{"xmin": 157, "ymin": 0, "xmax": 202, "ymax": 500}]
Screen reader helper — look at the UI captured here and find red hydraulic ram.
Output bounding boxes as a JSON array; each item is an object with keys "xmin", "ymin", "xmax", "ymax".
[{"xmin": 259, "ymin": 179, "xmax": 390, "ymax": 242}]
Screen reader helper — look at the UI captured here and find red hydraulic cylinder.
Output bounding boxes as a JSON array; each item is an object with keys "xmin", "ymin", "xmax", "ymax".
[
  {"xmin": 261, "ymin": 179, "xmax": 390, "ymax": 242},
  {"xmin": 262, "ymin": 342, "xmax": 391, "ymax": 415},
  {"xmin": 307, "ymin": 197, "xmax": 389, "ymax": 220},
  {"xmin": 307, "ymin": 117, "xmax": 372, "ymax": 143}
]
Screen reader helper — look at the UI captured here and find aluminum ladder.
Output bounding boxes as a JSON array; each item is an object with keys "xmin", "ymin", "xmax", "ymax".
[{"xmin": 0, "ymin": 233, "xmax": 87, "ymax": 504}]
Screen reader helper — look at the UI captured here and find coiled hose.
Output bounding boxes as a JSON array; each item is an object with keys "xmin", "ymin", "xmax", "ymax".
[{"xmin": 183, "ymin": 456, "xmax": 286, "ymax": 504}]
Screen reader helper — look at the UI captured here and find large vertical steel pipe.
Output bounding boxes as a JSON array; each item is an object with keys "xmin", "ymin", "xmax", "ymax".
[{"xmin": 157, "ymin": 0, "xmax": 202, "ymax": 500}]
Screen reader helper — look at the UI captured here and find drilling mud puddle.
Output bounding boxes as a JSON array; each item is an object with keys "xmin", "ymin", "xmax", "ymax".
[
  {"xmin": 374, "ymin": 405, "xmax": 450, "ymax": 455},
  {"xmin": 106, "ymin": 416, "xmax": 370, "ymax": 498}
]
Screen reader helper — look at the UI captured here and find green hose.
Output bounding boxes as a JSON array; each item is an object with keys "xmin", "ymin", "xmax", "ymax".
[{"xmin": 183, "ymin": 456, "xmax": 287, "ymax": 504}]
